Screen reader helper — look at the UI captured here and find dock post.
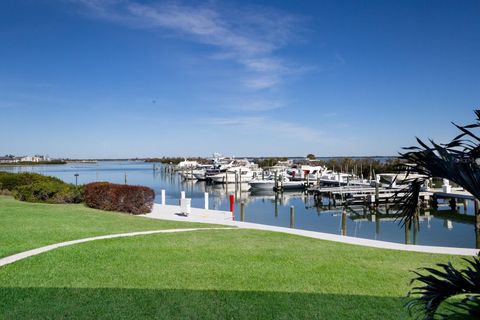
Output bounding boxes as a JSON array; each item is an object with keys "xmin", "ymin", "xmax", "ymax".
[
  {"xmin": 341, "ymin": 209, "xmax": 346, "ymax": 236},
  {"xmin": 240, "ymin": 202, "xmax": 245, "ymax": 222},
  {"xmin": 181, "ymin": 191, "xmax": 185, "ymax": 199},
  {"xmin": 274, "ymin": 171, "xmax": 278, "ymax": 191},
  {"xmin": 290, "ymin": 206, "xmax": 295, "ymax": 228},
  {"xmin": 413, "ymin": 210, "xmax": 419, "ymax": 245},
  {"xmin": 274, "ymin": 193, "xmax": 279, "ymax": 217},
  {"xmin": 474, "ymin": 199, "xmax": 480, "ymax": 248},
  {"xmin": 449, "ymin": 198, "xmax": 457, "ymax": 211},
  {"xmin": 161, "ymin": 189, "xmax": 166, "ymax": 206},
  {"xmin": 225, "ymin": 171, "xmax": 228, "ymax": 184},
  {"xmin": 404, "ymin": 221, "xmax": 411, "ymax": 245},
  {"xmin": 204, "ymin": 192, "xmax": 209, "ymax": 210},
  {"xmin": 229, "ymin": 194, "xmax": 235, "ymax": 214},
  {"xmin": 374, "ymin": 176, "xmax": 379, "ymax": 206},
  {"xmin": 432, "ymin": 195, "xmax": 438, "ymax": 208}
]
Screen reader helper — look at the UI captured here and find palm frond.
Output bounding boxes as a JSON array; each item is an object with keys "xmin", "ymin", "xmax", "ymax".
[
  {"xmin": 395, "ymin": 109, "xmax": 480, "ymax": 225},
  {"xmin": 406, "ymin": 255, "xmax": 480, "ymax": 320}
]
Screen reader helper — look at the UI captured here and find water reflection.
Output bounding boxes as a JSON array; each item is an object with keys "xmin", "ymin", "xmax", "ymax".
[{"xmin": 1, "ymin": 161, "xmax": 477, "ymax": 248}]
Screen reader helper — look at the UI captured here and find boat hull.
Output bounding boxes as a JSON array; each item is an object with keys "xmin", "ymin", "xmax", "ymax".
[
  {"xmin": 276, "ymin": 182, "xmax": 306, "ymax": 191},
  {"xmin": 209, "ymin": 172, "xmax": 254, "ymax": 184},
  {"xmin": 248, "ymin": 181, "xmax": 275, "ymax": 191}
]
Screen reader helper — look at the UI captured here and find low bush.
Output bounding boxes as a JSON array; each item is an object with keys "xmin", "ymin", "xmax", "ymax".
[
  {"xmin": 0, "ymin": 172, "xmax": 83, "ymax": 204},
  {"xmin": 84, "ymin": 182, "xmax": 155, "ymax": 215},
  {"xmin": 13, "ymin": 181, "xmax": 84, "ymax": 204},
  {"xmin": 0, "ymin": 172, "xmax": 63, "ymax": 191}
]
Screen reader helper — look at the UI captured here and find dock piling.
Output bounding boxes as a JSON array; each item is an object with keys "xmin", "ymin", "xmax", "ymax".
[
  {"xmin": 341, "ymin": 209, "xmax": 346, "ymax": 236},
  {"xmin": 204, "ymin": 192, "xmax": 209, "ymax": 210},
  {"xmin": 161, "ymin": 189, "xmax": 166, "ymax": 206},
  {"xmin": 240, "ymin": 202, "xmax": 245, "ymax": 222},
  {"xmin": 290, "ymin": 206, "xmax": 295, "ymax": 228}
]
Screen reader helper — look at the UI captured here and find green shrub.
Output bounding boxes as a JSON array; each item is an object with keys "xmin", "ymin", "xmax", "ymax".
[
  {"xmin": 0, "ymin": 172, "xmax": 63, "ymax": 191},
  {"xmin": 85, "ymin": 182, "xmax": 154, "ymax": 214},
  {"xmin": 13, "ymin": 181, "xmax": 84, "ymax": 204},
  {"xmin": 0, "ymin": 172, "xmax": 83, "ymax": 204}
]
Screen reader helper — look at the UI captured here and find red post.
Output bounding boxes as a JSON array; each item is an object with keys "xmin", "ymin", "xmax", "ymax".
[{"xmin": 229, "ymin": 194, "xmax": 235, "ymax": 219}]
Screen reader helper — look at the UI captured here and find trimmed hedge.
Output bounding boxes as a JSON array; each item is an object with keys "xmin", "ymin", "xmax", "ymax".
[
  {"xmin": 0, "ymin": 172, "xmax": 83, "ymax": 204},
  {"xmin": 84, "ymin": 182, "xmax": 155, "ymax": 215}
]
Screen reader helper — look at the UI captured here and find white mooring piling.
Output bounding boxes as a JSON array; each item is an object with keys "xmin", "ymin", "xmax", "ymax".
[
  {"xmin": 181, "ymin": 191, "xmax": 185, "ymax": 199},
  {"xmin": 161, "ymin": 189, "xmax": 166, "ymax": 206},
  {"xmin": 204, "ymin": 192, "xmax": 209, "ymax": 210}
]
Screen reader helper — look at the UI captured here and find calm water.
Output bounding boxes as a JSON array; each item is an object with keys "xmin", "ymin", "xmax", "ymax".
[{"xmin": 2, "ymin": 161, "xmax": 478, "ymax": 249}]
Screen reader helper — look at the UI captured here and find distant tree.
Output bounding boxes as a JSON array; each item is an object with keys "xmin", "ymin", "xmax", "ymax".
[{"xmin": 306, "ymin": 154, "xmax": 316, "ymax": 160}]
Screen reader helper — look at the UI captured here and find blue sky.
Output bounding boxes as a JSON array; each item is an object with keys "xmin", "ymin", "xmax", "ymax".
[{"xmin": 0, "ymin": 0, "xmax": 479, "ymax": 158}]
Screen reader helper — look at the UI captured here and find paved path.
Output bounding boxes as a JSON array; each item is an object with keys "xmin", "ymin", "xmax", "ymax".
[
  {"xmin": 0, "ymin": 227, "xmax": 233, "ymax": 268},
  {"xmin": 1, "ymin": 203, "xmax": 477, "ymax": 267},
  {"xmin": 146, "ymin": 204, "xmax": 480, "ymax": 256}
]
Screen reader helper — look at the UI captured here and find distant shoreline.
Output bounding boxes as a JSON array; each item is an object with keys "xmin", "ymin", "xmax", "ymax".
[{"xmin": 0, "ymin": 161, "xmax": 67, "ymax": 166}]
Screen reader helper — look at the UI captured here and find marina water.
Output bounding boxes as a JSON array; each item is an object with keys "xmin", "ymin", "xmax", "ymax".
[{"xmin": 2, "ymin": 161, "xmax": 478, "ymax": 249}]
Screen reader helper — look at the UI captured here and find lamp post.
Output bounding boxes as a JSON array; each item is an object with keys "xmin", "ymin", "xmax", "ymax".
[{"xmin": 74, "ymin": 173, "xmax": 79, "ymax": 186}]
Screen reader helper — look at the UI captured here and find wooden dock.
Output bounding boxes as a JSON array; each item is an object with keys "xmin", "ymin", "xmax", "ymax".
[{"xmin": 311, "ymin": 185, "xmax": 475, "ymax": 207}]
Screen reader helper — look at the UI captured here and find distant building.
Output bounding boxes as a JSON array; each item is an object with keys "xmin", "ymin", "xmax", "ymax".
[
  {"xmin": 0, "ymin": 155, "xmax": 50, "ymax": 163},
  {"xmin": 20, "ymin": 155, "xmax": 50, "ymax": 162},
  {"xmin": 0, "ymin": 155, "xmax": 19, "ymax": 163}
]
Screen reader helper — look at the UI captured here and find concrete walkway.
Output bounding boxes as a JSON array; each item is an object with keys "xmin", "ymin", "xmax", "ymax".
[
  {"xmin": 146, "ymin": 204, "xmax": 480, "ymax": 256},
  {"xmin": 1, "ymin": 204, "xmax": 477, "ymax": 268},
  {"xmin": 0, "ymin": 227, "xmax": 233, "ymax": 268}
]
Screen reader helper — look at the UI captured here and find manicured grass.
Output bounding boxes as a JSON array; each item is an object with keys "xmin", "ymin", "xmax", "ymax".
[
  {"xmin": 0, "ymin": 228, "xmax": 468, "ymax": 319},
  {"xmin": 0, "ymin": 196, "xmax": 216, "ymax": 258}
]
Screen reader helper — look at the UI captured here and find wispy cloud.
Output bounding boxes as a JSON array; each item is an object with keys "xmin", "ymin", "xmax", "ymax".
[
  {"xmin": 72, "ymin": 0, "xmax": 305, "ymax": 90},
  {"xmin": 205, "ymin": 116, "xmax": 323, "ymax": 142}
]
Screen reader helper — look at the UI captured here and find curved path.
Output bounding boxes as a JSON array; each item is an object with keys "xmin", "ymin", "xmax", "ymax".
[
  {"xmin": 147, "ymin": 204, "xmax": 480, "ymax": 256},
  {"xmin": 1, "ymin": 216, "xmax": 478, "ymax": 268},
  {"xmin": 0, "ymin": 227, "xmax": 234, "ymax": 268}
]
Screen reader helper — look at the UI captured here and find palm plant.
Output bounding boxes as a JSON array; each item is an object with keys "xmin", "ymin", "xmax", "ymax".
[
  {"xmin": 406, "ymin": 255, "xmax": 480, "ymax": 319},
  {"xmin": 396, "ymin": 110, "xmax": 480, "ymax": 227},
  {"xmin": 397, "ymin": 110, "xmax": 480, "ymax": 319}
]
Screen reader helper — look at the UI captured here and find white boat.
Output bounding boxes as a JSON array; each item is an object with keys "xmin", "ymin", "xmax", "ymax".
[
  {"xmin": 181, "ymin": 169, "xmax": 207, "ymax": 180},
  {"xmin": 209, "ymin": 167, "xmax": 255, "ymax": 184},
  {"xmin": 176, "ymin": 158, "xmax": 199, "ymax": 169},
  {"xmin": 249, "ymin": 178, "xmax": 276, "ymax": 191},
  {"xmin": 249, "ymin": 175, "xmax": 289, "ymax": 191},
  {"xmin": 276, "ymin": 179, "xmax": 306, "ymax": 191},
  {"xmin": 193, "ymin": 170, "xmax": 207, "ymax": 180}
]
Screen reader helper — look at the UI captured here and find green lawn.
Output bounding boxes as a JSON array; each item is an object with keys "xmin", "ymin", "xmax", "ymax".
[
  {"xmin": 0, "ymin": 196, "xmax": 216, "ymax": 258},
  {"xmin": 0, "ymin": 196, "xmax": 469, "ymax": 319}
]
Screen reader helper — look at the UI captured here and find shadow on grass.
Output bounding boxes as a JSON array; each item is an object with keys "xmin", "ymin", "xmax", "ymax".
[{"xmin": 0, "ymin": 287, "xmax": 409, "ymax": 319}]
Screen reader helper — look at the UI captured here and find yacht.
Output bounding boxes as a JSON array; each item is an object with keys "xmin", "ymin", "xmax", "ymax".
[
  {"xmin": 209, "ymin": 167, "xmax": 255, "ymax": 184},
  {"xmin": 249, "ymin": 174, "xmax": 289, "ymax": 191}
]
